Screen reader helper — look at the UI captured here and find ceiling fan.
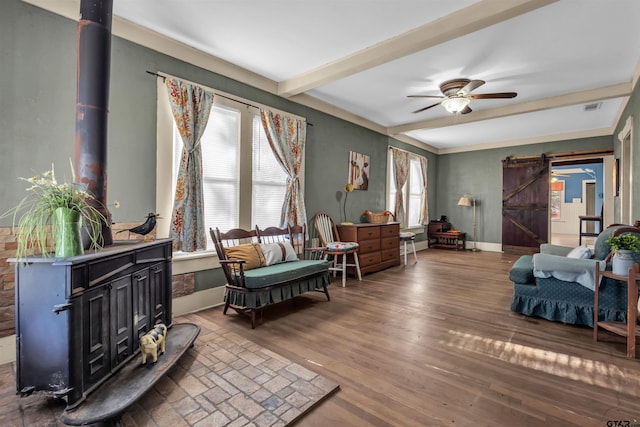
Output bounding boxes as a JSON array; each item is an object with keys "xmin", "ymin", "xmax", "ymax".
[{"xmin": 408, "ymin": 78, "xmax": 517, "ymax": 114}]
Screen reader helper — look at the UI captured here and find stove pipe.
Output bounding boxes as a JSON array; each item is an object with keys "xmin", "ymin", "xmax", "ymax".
[{"xmin": 75, "ymin": 0, "xmax": 113, "ymax": 246}]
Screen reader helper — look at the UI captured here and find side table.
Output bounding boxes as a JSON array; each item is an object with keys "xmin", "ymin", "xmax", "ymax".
[
  {"xmin": 429, "ymin": 231, "xmax": 466, "ymax": 251},
  {"xmin": 594, "ymin": 262, "xmax": 640, "ymax": 358}
]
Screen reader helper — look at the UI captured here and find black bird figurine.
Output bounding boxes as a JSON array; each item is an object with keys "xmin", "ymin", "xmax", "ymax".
[{"xmin": 118, "ymin": 213, "xmax": 160, "ymax": 240}]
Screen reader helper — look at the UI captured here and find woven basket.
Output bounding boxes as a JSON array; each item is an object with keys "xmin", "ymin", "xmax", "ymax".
[{"xmin": 365, "ymin": 211, "xmax": 391, "ymax": 224}]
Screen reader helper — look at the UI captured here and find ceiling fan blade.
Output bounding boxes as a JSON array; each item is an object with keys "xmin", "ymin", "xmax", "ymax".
[
  {"xmin": 412, "ymin": 102, "xmax": 442, "ymax": 114},
  {"xmin": 407, "ymin": 95, "xmax": 444, "ymax": 99},
  {"xmin": 457, "ymin": 79, "xmax": 485, "ymax": 96},
  {"xmin": 470, "ymin": 92, "xmax": 518, "ymax": 99},
  {"xmin": 460, "ymin": 105, "xmax": 473, "ymax": 115}
]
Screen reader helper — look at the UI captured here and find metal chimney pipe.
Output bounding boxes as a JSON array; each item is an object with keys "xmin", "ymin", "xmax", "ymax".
[{"xmin": 75, "ymin": 0, "xmax": 113, "ymax": 246}]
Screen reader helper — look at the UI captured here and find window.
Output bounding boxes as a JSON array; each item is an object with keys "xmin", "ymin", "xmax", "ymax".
[
  {"xmin": 387, "ymin": 150, "xmax": 425, "ymax": 229},
  {"xmin": 251, "ymin": 115, "xmax": 288, "ymax": 228},
  {"xmin": 550, "ymin": 180, "xmax": 564, "ymax": 220},
  {"xmin": 168, "ymin": 95, "xmax": 289, "ymax": 250}
]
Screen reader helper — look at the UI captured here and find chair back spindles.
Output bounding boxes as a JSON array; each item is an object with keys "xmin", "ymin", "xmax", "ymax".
[{"xmin": 315, "ymin": 213, "xmax": 336, "ymax": 246}]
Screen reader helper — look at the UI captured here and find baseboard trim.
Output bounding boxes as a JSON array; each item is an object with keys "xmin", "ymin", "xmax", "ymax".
[{"xmin": 172, "ymin": 286, "xmax": 226, "ymax": 316}]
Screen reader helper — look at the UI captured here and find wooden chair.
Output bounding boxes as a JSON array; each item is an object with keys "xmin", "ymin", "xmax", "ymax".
[
  {"xmin": 313, "ymin": 212, "xmax": 362, "ymax": 287},
  {"xmin": 579, "ymin": 203, "xmax": 603, "ymax": 245}
]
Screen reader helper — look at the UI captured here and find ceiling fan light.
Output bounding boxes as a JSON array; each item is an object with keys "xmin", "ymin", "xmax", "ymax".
[{"xmin": 442, "ymin": 96, "xmax": 470, "ymax": 114}]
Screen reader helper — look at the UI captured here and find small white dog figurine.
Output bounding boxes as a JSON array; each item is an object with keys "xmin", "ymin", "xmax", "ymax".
[{"xmin": 140, "ymin": 323, "xmax": 167, "ymax": 365}]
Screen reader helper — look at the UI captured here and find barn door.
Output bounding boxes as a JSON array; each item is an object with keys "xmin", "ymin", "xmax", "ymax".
[{"xmin": 502, "ymin": 156, "xmax": 549, "ymax": 254}]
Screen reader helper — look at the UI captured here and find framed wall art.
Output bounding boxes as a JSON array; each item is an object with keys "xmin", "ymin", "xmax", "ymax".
[{"xmin": 349, "ymin": 151, "xmax": 369, "ymax": 190}]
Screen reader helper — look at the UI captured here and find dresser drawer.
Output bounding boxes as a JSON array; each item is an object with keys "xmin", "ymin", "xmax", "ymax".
[
  {"xmin": 357, "ymin": 252, "xmax": 381, "ymax": 268},
  {"xmin": 357, "ymin": 226, "xmax": 380, "ymax": 241},
  {"xmin": 381, "ymin": 248, "xmax": 400, "ymax": 262},
  {"xmin": 380, "ymin": 223, "xmax": 400, "ymax": 237},
  {"xmin": 381, "ymin": 236, "xmax": 399, "ymax": 250},
  {"xmin": 358, "ymin": 239, "xmax": 380, "ymax": 254}
]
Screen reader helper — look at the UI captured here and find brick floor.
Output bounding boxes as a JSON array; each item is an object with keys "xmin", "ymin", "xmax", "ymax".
[{"xmin": 0, "ymin": 316, "xmax": 339, "ymax": 426}]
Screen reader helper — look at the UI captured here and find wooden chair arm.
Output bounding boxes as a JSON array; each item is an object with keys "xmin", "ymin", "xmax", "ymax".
[{"xmin": 218, "ymin": 259, "xmax": 247, "ymax": 287}]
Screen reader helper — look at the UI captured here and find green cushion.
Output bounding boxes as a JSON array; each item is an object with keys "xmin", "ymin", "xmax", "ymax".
[
  {"xmin": 242, "ymin": 260, "xmax": 330, "ymax": 289},
  {"xmin": 509, "ymin": 255, "xmax": 534, "ymax": 284}
]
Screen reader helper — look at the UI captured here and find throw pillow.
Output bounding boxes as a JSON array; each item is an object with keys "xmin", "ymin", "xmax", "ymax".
[
  {"xmin": 261, "ymin": 241, "xmax": 299, "ymax": 266},
  {"xmin": 566, "ymin": 245, "xmax": 592, "ymax": 259},
  {"xmin": 224, "ymin": 243, "xmax": 266, "ymax": 271}
]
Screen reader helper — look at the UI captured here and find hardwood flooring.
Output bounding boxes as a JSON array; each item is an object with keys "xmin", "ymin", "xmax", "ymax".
[{"xmin": 189, "ymin": 249, "xmax": 640, "ymax": 427}]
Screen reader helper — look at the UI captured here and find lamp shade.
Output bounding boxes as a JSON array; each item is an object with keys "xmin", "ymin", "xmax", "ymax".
[
  {"xmin": 457, "ymin": 196, "xmax": 472, "ymax": 207},
  {"xmin": 441, "ymin": 96, "xmax": 471, "ymax": 114}
]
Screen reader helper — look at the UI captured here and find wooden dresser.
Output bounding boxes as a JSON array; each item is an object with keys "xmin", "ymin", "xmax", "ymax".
[{"xmin": 337, "ymin": 222, "xmax": 401, "ymax": 275}]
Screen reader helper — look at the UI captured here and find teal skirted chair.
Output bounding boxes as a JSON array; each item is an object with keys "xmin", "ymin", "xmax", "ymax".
[{"xmin": 509, "ymin": 225, "xmax": 640, "ymax": 327}]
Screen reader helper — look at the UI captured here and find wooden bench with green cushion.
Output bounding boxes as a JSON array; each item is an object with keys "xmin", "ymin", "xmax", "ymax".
[{"xmin": 210, "ymin": 225, "xmax": 330, "ymax": 328}]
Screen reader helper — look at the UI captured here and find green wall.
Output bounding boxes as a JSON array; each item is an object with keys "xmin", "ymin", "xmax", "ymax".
[
  {"xmin": 612, "ymin": 74, "xmax": 640, "ymax": 221},
  {"xmin": 1, "ymin": 0, "xmax": 431, "ymax": 234}
]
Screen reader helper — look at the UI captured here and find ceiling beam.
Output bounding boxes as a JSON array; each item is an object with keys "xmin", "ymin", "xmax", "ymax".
[
  {"xmin": 277, "ymin": 0, "xmax": 558, "ymax": 97},
  {"xmin": 387, "ymin": 83, "xmax": 632, "ymax": 135}
]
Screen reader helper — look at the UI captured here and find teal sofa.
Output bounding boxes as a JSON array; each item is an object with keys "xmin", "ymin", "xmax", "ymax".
[{"xmin": 509, "ymin": 225, "xmax": 640, "ymax": 327}]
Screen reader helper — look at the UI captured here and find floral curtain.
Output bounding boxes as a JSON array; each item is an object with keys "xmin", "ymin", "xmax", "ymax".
[
  {"xmin": 260, "ymin": 109, "xmax": 307, "ymax": 227},
  {"xmin": 165, "ymin": 78, "xmax": 214, "ymax": 252},
  {"xmin": 390, "ymin": 147, "xmax": 410, "ymax": 226},
  {"xmin": 419, "ymin": 156, "xmax": 429, "ymax": 225}
]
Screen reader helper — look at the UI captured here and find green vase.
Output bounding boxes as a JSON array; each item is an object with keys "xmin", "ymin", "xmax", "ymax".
[{"xmin": 54, "ymin": 207, "xmax": 84, "ymax": 258}]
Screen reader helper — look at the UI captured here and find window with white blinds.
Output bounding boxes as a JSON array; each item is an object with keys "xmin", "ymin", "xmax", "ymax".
[
  {"xmin": 251, "ymin": 114, "xmax": 287, "ymax": 229},
  {"xmin": 172, "ymin": 101, "xmax": 286, "ymax": 249}
]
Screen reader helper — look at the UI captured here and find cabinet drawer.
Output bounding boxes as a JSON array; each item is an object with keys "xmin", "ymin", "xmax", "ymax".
[
  {"xmin": 380, "ymin": 223, "xmax": 400, "ymax": 237},
  {"xmin": 88, "ymin": 253, "xmax": 135, "ymax": 286},
  {"xmin": 357, "ymin": 226, "xmax": 380, "ymax": 241},
  {"xmin": 358, "ymin": 252, "xmax": 381, "ymax": 268},
  {"xmin": 381, "ymin": 248, "xmax": 400, "ymax": 262},
  {"xmin": 136, "ymin": 242, "xmax": 171, "ymax": 262},
  {"xmin": 358, "ymin": 239, "xmax": 380, "ymax": 254},
  {"xmin": 381, "ymin": 236, "xmax": 399, "ymax": 250}
]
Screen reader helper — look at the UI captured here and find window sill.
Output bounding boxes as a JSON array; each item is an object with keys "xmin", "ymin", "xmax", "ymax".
[
  {"xmin": 402, "ymin": 226, "xmax": 425, "ymax": 235},
  {"xmin": 172, "ymin": 249, "xmax": 220, "ymax": 274}
]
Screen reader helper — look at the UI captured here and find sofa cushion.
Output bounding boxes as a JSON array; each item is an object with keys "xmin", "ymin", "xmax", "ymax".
[
  {"xmin": 509, "ymin": 255, "xmax": 534, "ymax": 284},
  {"xmin": 326, "ymin": 242, "xmax": 359, "ymax": 252},
  {"xmin": 566, "ymin": 245, "xmax": 592, "ymax": 259},
  {"xmin": 242, "ymin": 260, "xmax": 330, "ymax": 289},
  {"xmin": 260, "ymin": 242, "xmax": 299, "ymax": 265},
  {"xmin": 224, "ymin": 243, "xmax": 265, "ymax": 271}
]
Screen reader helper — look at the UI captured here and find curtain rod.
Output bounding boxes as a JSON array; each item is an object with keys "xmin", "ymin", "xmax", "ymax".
[
  {"xmin": 146, "ymin": 70, "xmax": 312, "ymax": 126},
  {"xmin": 388, "ymin": 145, "xmax": 426, "ymax": 158}
]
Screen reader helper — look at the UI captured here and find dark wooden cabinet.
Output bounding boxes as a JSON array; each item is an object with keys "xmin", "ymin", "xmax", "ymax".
[
  {"xmin": 428, "ymin": 221, "xmax": 451, "ymax": 235},
  {"xmin": 427, "ymin": 222, "xmax": 466, "ymax": 250},
  {"xmin": 13, "ymin": 239, "xmax": 172, "ymax": 409},
  {"xmin": 337, "ymin": 222, "xmax": 401, "ymax": 275}
]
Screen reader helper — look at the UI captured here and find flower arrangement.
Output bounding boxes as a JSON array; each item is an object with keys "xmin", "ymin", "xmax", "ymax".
[
  {"xmin": 607, "ymin": 233, "xmax": 640, "ymax": 253},
  {"xmin": 3, "ymin": 162, "xmax": 108, "ymax": 258},
  {"xmin": 342, "ymin": 183, "xmax": 354, "ymax": 223}
]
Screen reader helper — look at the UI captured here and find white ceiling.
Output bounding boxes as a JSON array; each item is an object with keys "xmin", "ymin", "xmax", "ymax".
[{"xmin": 25, "ymin": 0, "xmax": 640, "ymax": 153}]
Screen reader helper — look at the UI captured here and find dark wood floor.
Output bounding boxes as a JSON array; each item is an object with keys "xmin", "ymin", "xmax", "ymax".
[{"xmin": 189, "ymin": 249, "xmax": 640, "ymax": 427}]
